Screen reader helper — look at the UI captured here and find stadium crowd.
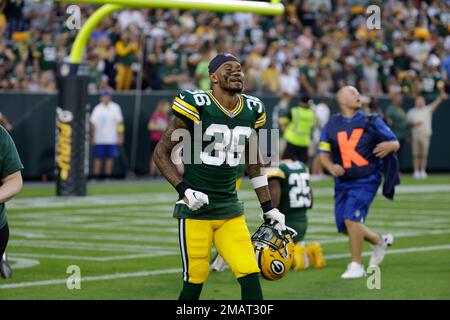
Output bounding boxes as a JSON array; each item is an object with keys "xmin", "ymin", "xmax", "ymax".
[{"xmin": 0, "ymin": 0, "xmax": 449, "ymax": 96}]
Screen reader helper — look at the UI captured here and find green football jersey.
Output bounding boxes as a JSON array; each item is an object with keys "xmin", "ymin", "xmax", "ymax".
[
  {"xmin": 171, "ymin": 89, "xmax": 266, "ymax": 220},
  {"xmin": 0, "ymin": 125, "xmax": 24, "ymax": 229},
  {"xmin": 265, "ymin": 160, "xmax": 312, "ymax": 221}
]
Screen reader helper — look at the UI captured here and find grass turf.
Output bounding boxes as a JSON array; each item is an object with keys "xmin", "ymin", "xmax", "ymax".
[{"xmin": 1, "ymin": 176, "xmax": 450, "ymax": 300}]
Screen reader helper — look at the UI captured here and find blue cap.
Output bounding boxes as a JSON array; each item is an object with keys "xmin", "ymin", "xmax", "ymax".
[{"xmin": 100, "ymin": 88, "xmax": 112, "ymax": 97}]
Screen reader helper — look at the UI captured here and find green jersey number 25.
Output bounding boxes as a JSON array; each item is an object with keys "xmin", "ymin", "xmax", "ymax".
[{"xmin": 288, "ymin": 172, "xmax": 311, "ymax": 208}]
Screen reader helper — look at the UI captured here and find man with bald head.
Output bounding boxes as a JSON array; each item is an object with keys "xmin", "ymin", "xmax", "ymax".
[{"xmin": 318, "ymin": 86, "xmax": 400, "ymax": 279}]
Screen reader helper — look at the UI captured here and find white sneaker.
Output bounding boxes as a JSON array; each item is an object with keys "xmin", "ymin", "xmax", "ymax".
[
  {"xmin": 369, "ymin": 233, "xmax": 394, "ymax": 267},
  {"xmin": 210, "ymin": 253, "xmax": 227, "ymax": 272},
  {"xmin": 413, "ymin": 171, "xmax": 421, "ymax": 179},
  {"xmin": 341, "ymin": 262, "xmax": 366, "ymax": 279},
  {"xmin": 420, "ymin": 171, "xmax": 428, "ymax": 179}
]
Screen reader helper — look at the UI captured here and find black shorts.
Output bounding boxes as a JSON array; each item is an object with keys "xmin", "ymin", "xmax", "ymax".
[
  {"xmin": 0, "ymin": 223, "xmax": 9, "ymax": 257},
  {"xmin": 282, "ymin": 142, "xmax": 309, "ymax": 163}
]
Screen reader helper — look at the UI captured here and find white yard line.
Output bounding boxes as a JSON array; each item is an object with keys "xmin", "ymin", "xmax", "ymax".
[
  {"xmin": 9, "ymin": 239, "xmax": 178, "ymax": 252},
  {"xmin": 8, "ymin": 184, "xmax": 450, "ymax": 210},
  {"xmin": 2, "ymin": 244, "xmax": 450, "ymax": 290},
  {"xmin": 11, "ymin": 251, "xmax": 178, "ymax": 262},
  {"xmin": 0, "ymin": 268, "xmax": 182, "ymax": 289}
]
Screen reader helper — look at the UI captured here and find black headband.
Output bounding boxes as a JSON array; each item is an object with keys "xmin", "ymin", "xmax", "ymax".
[{"xmin": 208, "ymin": 53, "xmax": 240, "ymax": 74}]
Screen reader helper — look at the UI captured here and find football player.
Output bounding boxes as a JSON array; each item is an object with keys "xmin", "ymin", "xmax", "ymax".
[
  {"xmin": 153, "ymin": 53, "xmax": 286, "ymax": 300},
  {"xmin": 265, "ymin": 160, "xmax": 325, "ymax": 271},
  {"xmin": 0, "ymin": 124, "xmax": 24, "ymax": 279},
  {"xmin": 211, "ymin": 159, "xmax": 326, "ymax": 273},
  {"xmin": 318, "ymin": 86, "xmax": 399, "ymax": 279}
]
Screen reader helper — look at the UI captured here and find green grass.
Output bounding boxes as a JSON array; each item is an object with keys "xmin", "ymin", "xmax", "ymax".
[{"xmin": 1, "ymin": 176, "xmax": 450, "ymax": 300}]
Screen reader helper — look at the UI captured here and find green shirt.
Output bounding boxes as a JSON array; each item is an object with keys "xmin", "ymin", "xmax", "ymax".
[
  {"xmin": 34, "ymin": 42, "xmax": 57, "ymax": 71},
  {"xmin": 160, "ymin": 64, "xmax": 184, "ymax": 90},
  {"xmin": 421, "ymin": 73, "xmax": 443, "ymax": 95},
  {"xmin": 266, "ymin": 160, "xmax": 311, "ymax": 220},
  {"xmin": 300, "ymin": 65, "xmax": 317, "ymax": 88},
  {"xmin": 0, "ymin": 125, "xmax": 24, "ymax": 229},
  {"xmin": 386, "ymin": 105, "xmax": 408, "ymax": 140},
  {"xmin": 195, "ymin": 60, "xmax": 211, "ymax": 91},
  {"xmin": 171, "ymin": 90, "xmax": 266, "ymax": 220}
]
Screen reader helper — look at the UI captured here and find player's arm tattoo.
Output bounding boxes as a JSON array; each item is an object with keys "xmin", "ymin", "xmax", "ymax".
[
  {"xmin": 245, "ymin": 143, "xmax": 271, "ymax": 204},
  {"xmin": 268, "ymin": 178, "xmax": 281, "ymax": 208},
  {"xmin": 153, "ymin": 117, "xmax": 188, "ymax": 188}
]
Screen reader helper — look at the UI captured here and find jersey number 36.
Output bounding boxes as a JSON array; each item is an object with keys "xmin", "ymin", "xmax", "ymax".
[{"xmin": 200, "ymin": 124, "xmax": 252, "ymax": 167}]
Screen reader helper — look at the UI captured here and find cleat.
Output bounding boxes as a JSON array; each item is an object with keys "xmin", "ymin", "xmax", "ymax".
[
  {"xmin": 341, "ymin": 262, "xmax": 365, "ymax": 279},
  {"xmin": 369, "ymin": 233, "xmax": 394, "ymax": 267},
  {"xmin": 306, "ymin": 242, "xmax": 326, "ymax": 269},
  {"xmin": 293, "ymin": 243, "xmax": 309, "ymax": 271}
]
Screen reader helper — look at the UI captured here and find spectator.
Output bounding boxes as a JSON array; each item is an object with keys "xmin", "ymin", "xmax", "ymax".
[
  {"xmin": 407, "ymin": 29, "xmax": 431, "ymax": 72},
  {"xmin": 421, "ymin": 55, "xmax": 445, "ymax": 97},
  {"xmin": 114, "ymin": 32, "xmax": 139, "ymax": 91},
  {"xmin": 316, "ymin": 66, "xmax": 334, "ymax": 96},
  {"xmin": 361, "ymin": 56, "xmax": 382, "ymax": 95},
  {"xmin": 147, "ymin": 99, "xmax": 170, "ymax": 177},
  {"xmin": 272, "ymin": 93, "xmax": 292, "ymax": 158},
  {"xmin": 9, "ymin": 61, "xmax": 27, "ymax": 90},
  {"xmin": 407, "ymin": 91, "xmax": 447, "ymax": 179},
  {"xmin": 23, "ymin": 0, "xmax": 52, "ymax": 32},
  {"xmin": 117, "ymin": 10, "xmax": 146, "ymax": 31},
  {"xmin": 365, "ymin": 96, "xmax": 384, "ymax": 119},
  {"xmin": 334, "ymin": 56, "xmax": 363, "ymax": 92},
  {"xmin": 279, "ymin": 63, "xmax": 299, "ymax": 96},
  {"xmin": 442, "ymin": 48, "xmax": 450, "ymax": 93},
  {"xmin": 311, "ymin": 97, "xmax": 330, "ymax": 177},
  {"xmin": 194, "ymin": 47, "xmax": 212, "ymax": 91},
  {"xmin": 159, "ymin": 51, "xmax": 188, "ymax": 90},
  {"xmin": 26, "ymin": 72, "xmax": 39, "ymax": 92},
  {"xmin": 385, "ymin": 94, "xmax": 408, "ymax": 164},
  {"xmin": 280, "ymin": 94, "xmax": 316, "ymax": 164},
  {"xmin": 38, "ymin": 70, "xmax": 56, "ymax": 92},
  {"xmin": 261, "ymin": 62, "xmax": 280, "ymax": 93},
  {"xmin": 97, "ymin": 46, "xmax": 117, "ymax": 89},
  {"xmin": 33, "ymin": 30, "xmax": 57, "ymax": 74},
  {"xmin": 0, "ymin": 11, "xmax": 5, "ymax": 38},
  {"xmin": 0, "ymin": 1, "xmax": 448, "ymax": 94},
  {"xmin": 0, "ymin": 39, "xmax": 16, "ymax": 79},
  {"xmin": 90, "ymin": 89, "xmax": 125, "ymax": 179},
  {"xmin": 3, "ymin": 0, "xmax": 26, "ymax": 38},
  {"xmin": 299, "ymin": 54, "xmax": 317, "ymax": 96}
]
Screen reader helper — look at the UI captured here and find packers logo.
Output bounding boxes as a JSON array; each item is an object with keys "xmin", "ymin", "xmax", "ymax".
[{"xmin": 270, "ymin": 260, "xmax": 285, "ymax": 275}]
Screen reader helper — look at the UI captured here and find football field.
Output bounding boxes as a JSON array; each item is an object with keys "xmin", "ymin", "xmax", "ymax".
[{"xmin": 1, "ymin": 176, "xmax": 450, "ymax": 300}]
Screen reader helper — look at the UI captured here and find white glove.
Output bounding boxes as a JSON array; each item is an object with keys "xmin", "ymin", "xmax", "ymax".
[
  {"xmin": 176, "ymin": 188, "xmax": 209, "ymax": 211},
  {"xmin": 262, "ymin": 208, "xmax": 286, "ymax": 231}
]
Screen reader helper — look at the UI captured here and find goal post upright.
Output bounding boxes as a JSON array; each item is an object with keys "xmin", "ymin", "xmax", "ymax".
[{"xmin": 54, "ymin": 0, "xmax": 284, "ymax": 196}]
